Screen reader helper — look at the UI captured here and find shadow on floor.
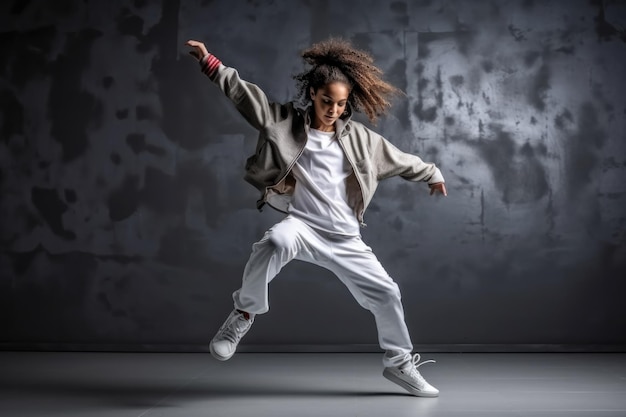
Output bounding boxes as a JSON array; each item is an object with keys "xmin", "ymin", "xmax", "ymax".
[{"xmin": 0, "ymin": 377, "xmax": 414, "ymax": 409}]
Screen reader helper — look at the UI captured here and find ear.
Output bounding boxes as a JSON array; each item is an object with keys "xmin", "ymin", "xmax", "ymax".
[{"xmin": 309, "ymin": 87, "xmax": 315, "ymax": 100}]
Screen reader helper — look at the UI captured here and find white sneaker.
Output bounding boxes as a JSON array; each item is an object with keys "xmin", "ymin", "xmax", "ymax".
[
  {"xmin": 209, "ymin": 310, "xmax": 254, "ymax": 361},
  {"xmin": 383, "ymin": 353, "xmax": 439, "ymax": 397}
]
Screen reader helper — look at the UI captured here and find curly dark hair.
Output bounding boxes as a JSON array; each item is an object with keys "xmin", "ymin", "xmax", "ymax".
[{"xmin": 294, "ymin": 38, "xmax": 401, "ymax": 123}]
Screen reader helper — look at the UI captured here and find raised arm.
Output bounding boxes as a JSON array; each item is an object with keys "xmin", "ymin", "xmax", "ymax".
[{"xmin": 185, "ymin": 40, "xmax": 288, "ymax": 131}]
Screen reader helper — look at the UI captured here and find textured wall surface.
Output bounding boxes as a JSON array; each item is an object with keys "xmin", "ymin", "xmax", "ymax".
[{"xmin": 1, "ymin": 0, "xmax": 625, "ymax": 350}]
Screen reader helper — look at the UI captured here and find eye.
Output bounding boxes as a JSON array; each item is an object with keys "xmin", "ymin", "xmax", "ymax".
[{"xmin": 323, "ymin": 99, "xmax": 332, "ymax": 104}]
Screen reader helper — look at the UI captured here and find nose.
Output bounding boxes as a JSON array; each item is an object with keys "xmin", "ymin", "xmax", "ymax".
[{"xmin": 329, "ymin": 104, "xmax": 338, "ymax": 115}]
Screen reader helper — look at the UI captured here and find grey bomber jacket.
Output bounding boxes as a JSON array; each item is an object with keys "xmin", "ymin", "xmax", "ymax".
[{"xmin": 206, "ymin": 63, "xmax": 445, "ymax": 227}]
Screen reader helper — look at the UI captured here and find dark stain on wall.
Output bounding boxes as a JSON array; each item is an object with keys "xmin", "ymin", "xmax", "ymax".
[
  {"xmin": 31, "ymin": 187, "xmax": 76, "ymax": 240},
  {"xmin": 10, "ymin": 244, "xmax": 40, "ymax": 276},
  {"xmin": 414, "ymin": 101, "xmax": 438, "ymax": 122},
  {"xmin": 102, "ymin": 76, "xmax": 114, "ymax": 90},
  {"xmin": 528, "ymin": 64, "xmax": 550, "ymax": 112},
  {"xmin": 0, "ymin": 89, "xmax": 24, "ymax": 140},
  {"xmin": 413, "ymin": 63, "xmax": 442, "ymax": 122},
  {"xmin": 524, "ymin": 50, "xmax": 541, "ymax": 67},
  {"xmin": 136, "ymin": 105, "xmax": 159, "ymax": 121},
  {"xmin": 453, "ymin": 23, "xmax": 475, "ymax": 57},
  {"xmin": 117, "ymin": 7, "xmax": 145, "ymax": 39},
  {"xmin": 125, "ymin": 133, "xmax": 166, "ymax": 156},
  {"xmin": 107, "ymin": 175, "xmax": 139, "ymax": 221},
  {"xmin": 508, "ymin": 24, "xmax": 528, "ymax": 42},
  {"xmin": 10, "ymin": 0, "xmax": 32, "ymax": 14},
  {"xmin": 481, "ymin": 59, "xmax": 494, "ymax": 73},
  {"xmin": 48, "ymin": 28, "xmax": 103, "ymax": 162},
  {"xmin": 473, "ymin": 125, "xmax": 549, "ymax": 204},
  {"xmin": 554, "ymin": 108, "xmax": 574, "ymax": 129},
  {"xmin": 1, "ymin": 26, "xmax": 55, "ymax": 89},
  {"xmin": 110, "ymin": 152, "xmax": 121, "ymax": 165},
  {"xmin": 64, "ymin": 188, "xmax": 77, "ymax": 203},
  {"xmin": 115, "ymin": 109, "xmax": 129, "ymax": 120},
  {"xmin": 390, "ymin": 1, "xmax": 409, "ymax": 26},
  {"xmin": 564, "ymin": 101, "xmax": 606, "ymax": 199},
  {"xmin": 593, "ymin": 0, "xmax": 626, "ymax": 42}
]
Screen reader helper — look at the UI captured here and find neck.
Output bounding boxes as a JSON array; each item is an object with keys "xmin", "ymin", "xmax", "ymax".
[
  {"xmin": 310, "ymin": 119, "xmax": 335, "ymax": 132},
  {"xmin": 311, "ymin": 124, "xmax": 335, "ymax": 132}
]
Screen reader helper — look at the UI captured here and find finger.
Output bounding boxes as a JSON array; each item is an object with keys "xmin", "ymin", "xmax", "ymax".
[
  {"xmin": 430, "ymin": 186, "xmax": 435, "ymax": 195},
  {"xmin": 187, "ymin": 40, "xmax": 206, "ymax": 53}
]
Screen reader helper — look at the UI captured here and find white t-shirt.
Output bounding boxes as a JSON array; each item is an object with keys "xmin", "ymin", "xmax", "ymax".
[{"xmin": 288, "ymin": 128, "xmax": 360, "ymax": 236}]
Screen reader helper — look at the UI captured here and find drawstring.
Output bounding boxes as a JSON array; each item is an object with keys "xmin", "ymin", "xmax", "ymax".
[{"xmin": 409, "ymin": 353, "xmax": 436, "ymax": 369}]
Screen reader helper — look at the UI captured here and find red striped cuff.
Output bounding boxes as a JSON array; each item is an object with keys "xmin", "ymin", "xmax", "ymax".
[{"xmin": 200, "ymin": 53, "xmax": 222, "ymax": 79}]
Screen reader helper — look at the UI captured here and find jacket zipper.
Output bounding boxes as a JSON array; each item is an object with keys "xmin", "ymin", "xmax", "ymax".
[
  {"xmin": 261, "ymin": 133, "xmax": 308, "ymax": 211},
  {"xmin": 337, "ymin": 134, "xmax": 368, "ymax": 228},
  {"xmin": 263, "ymin": 117, "xmax": 367, "ymax": 228}
]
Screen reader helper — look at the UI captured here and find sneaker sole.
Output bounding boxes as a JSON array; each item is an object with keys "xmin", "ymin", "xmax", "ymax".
[
  {"xmin": 382, "ymin": 368, "xmax": 439, "ymax": 398},
  {"xmin": 209, "ymin": 342, "xmax": 234, "ymax": 361}
]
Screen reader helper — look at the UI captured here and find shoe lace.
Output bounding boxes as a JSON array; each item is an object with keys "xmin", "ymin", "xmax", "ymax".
[
  {"xmin": 218, "ymin": 314, "xmax": 249, "ymax": 344},
  {"xmin": 404, "ymin": 353, "xmax": 436, "ymax": 384},
  {"xmin": 411, "ymin": 353, "xmax": 436, "ymax": 369}
]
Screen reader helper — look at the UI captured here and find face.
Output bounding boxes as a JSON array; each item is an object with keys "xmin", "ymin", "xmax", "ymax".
[{"xmin": 310, "ymin": 82, "xmax": 350, "ymax": 132}]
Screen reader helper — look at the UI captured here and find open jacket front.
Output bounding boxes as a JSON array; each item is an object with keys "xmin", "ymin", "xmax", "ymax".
[{"xmin": 205, "ymin": 62, "xmax": 445, "ymax": 227}]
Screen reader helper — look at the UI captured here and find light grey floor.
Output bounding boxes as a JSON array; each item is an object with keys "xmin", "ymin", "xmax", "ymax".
[{"xmin": 1, "ymin": 352, "xmax": 625, "ymax": 417}]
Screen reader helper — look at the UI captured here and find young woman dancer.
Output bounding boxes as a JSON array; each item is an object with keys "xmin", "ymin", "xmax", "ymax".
[{"xmin": 186, "ymin": 37, "xmax": 447, "ymax": 397}]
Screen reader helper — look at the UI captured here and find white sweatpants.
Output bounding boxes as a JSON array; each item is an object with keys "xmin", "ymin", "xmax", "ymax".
[{"xmin": 232, "ymin": 215, "xmax": 413, "ymax": 367}]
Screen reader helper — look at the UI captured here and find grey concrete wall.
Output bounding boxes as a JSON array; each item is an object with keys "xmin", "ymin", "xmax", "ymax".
[{"xmin": 1, "ymin": 0, "xmax": 625, "ymax": 350}]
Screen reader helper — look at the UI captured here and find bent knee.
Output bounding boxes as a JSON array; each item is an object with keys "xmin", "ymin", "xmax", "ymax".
[
  {"xmin": 386, "ymin": 282, "xmax": 402, "ymax": 300},
  {"xmin": 372, "ymin": 282, "xmax": 402, "ymax": 306},
  {"xmin": 267, "ymin": 226, "xmax": 297, "ymax": 252}
]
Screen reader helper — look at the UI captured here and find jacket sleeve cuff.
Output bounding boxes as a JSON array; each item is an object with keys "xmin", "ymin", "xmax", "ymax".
[
  {"xmin": 427, "ymin": 167, "xmax": 445, "ymax": 185},
  {"xmin": 199, "ymin": 53, "xmax": 222, "ymax": 79}
]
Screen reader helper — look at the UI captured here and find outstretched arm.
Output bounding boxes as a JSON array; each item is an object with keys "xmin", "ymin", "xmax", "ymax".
[
  {"xmin": 184, "ymin": 39, "xmax": 288, "ymax": 131},
  {"xmin": 374, "ymin": 135, "xmax": 447, "ymax": 196}
]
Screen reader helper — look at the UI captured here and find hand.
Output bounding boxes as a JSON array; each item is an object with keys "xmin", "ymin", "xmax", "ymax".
[
  {"xmin": 185, "ymin": 40, "xmax": 209, "ymax": 61},
  {"xmin": 429, "ymin": 182, "xmax": 447, "ymax": 196}
]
